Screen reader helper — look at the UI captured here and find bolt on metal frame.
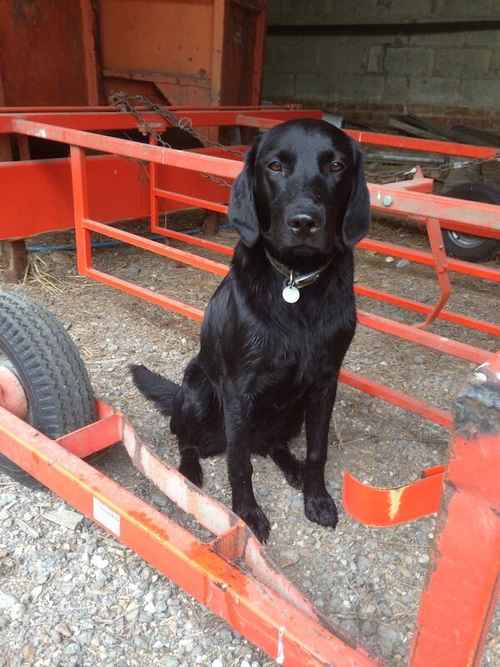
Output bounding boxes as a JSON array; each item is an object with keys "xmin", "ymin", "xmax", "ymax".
[{"xmin": 0, "ymin": 107, "xmax": 499, "ymax": 665}]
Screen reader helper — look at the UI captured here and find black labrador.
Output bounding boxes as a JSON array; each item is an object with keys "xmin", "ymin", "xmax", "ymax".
[{"xmin": 131, "ymin": 118, "xmax": 370, "ymax": 542}]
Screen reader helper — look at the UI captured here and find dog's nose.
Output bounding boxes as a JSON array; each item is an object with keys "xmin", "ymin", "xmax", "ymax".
[{"xmin": 287, "ymin": 214, "xmax": 320, "ymax": 235}]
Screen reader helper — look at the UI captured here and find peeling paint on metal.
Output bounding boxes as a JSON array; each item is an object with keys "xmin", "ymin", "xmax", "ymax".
[
  {"xmin": 276, "ymin": 626, "xmax": 285, "ymax": 664},
  {"xmin": 389, "ymin": 487, "xmax": 406, "ymax": 520},
  {"xmin": 476, "ymin": 362, "xmax": 490, "ymax": 371}
]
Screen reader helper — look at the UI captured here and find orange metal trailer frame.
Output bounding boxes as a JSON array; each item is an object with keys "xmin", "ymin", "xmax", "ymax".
[{"xmin": 0, "ymin": 107, "xmax": 499, "ymax": 665}]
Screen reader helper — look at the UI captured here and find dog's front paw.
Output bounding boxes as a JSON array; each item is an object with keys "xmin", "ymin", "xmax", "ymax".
[
  {"xmin": 304, "ymin": 492, "xmax": 338, "ymax": 529},
  {"xmin": 236, "ymin": 504, "xmax": 271, "ymax": 543}
]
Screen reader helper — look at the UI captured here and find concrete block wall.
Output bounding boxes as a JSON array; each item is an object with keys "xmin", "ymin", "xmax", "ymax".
[{"xmin": 263, "ymin": 1, "xmax": 500, "ymax": 126}]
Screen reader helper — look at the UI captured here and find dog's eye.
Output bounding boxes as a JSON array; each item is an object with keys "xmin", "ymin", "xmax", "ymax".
[
  {"xmin": 328, "ymin": 161, "xmax": 344, "ymax": 173},
  {"xmin": 268, "ymin": 161, "xmax": 283, "ymax": 173}
]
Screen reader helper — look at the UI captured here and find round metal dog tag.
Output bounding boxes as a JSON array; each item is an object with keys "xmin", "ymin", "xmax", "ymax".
[{"xmin": 282, "ymin": 285, "xmax": 300, "ymax": 303}]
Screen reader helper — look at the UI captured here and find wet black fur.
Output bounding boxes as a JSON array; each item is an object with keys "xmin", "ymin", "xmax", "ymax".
[{"xmin": 131, "ymin": 118, "xmax": 370, "ymax": 542}]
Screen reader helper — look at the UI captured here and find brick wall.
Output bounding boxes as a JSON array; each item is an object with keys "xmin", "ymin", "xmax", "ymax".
[{"xmin": 263, "ymin": 1, "xmax": 500, "ymax": 128}]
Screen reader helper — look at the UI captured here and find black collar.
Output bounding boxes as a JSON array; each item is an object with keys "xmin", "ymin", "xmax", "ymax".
[{"xmin": 264, "ymin": 248, "xmax": 333, "ymax": 290}]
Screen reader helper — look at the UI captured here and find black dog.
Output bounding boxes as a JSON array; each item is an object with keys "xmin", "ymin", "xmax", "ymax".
[{"xmin": 131, "ymin": 118, "xmax": 370, "ymax": 542}]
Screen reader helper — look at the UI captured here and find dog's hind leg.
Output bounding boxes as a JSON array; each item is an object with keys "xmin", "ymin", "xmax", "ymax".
[
  {"xmin": 172, "ymin": 357, "xmax": 224, "ymax": 488},
  {"xmin": 270, "ymin": 444, "xmax": 303, "ymax": 489}
]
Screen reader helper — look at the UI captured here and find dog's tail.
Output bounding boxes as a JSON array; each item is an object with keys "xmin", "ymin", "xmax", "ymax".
[{"xmin": 129, "ymin": 364, "xmax": 180, "ymax": 416}]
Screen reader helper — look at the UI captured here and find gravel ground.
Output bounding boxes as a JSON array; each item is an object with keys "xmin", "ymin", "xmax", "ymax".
[{"xmin": 0, "ymin": 216, "xmax": 499, "ymax": 667}]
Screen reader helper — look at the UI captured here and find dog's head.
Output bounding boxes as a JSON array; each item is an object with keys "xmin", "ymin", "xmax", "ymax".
[{"xmin": 228, "ymin": 119, "xmax": 370, "ymax": 262}]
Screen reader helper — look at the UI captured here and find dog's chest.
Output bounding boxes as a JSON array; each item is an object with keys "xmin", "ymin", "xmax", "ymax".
[{"xmin": 255, "ymin": 324, "xmax": 342, "ymax": 394}]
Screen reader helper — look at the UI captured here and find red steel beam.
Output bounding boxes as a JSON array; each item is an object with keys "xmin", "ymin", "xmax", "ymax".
[
  {"xmin": 412, "ymin": 482, "xmax": 499, "ymax": 667},
  {"xmin": 154, "ymin": 186, "xmax": 228, "ymax": 215},
  {"xmin": 347, "ymin": 129, "xmax": 500, "ymax": 160},
  {"xmin": 340, "ymin": 370, "xmax": 452, "ymax": 429},
  {"xmin": 71, "ymin": 197, "xmax": 494, "ymax": 367},
  {"xmin": 104, "ymin": 223, "xmax": 497, "ymax": 337},
  {"xmin": 411, "ymin": 354, "xmax": 500, "ymax": 666},
  {"xmin": 83, "ymin": 218, "xmax": 229, "ymax": 277},
  {"xmin": 0, "ymin": 153, "xmax": 230, "ymax": 241},
  {"xmin": 150, "ymin": 225, "xmax": 234, "ymax": 257},
  {"xmin": 70, "ymin": 147, "xmax": 92, "ymax": 275},
  {"xmin": 77, "ymin": 221, "xmax": 494, "ymax": 366},
  {"xmin": 236, "ymin": 113, "xmax": 281, "ymax": 129},
  {"xmin": 148, "ymin": 223, "xmax": 500, "ymax": 336},
  {"xmin": 368, "ymin": 185, "xmax": 500, "ymax": 239},
  {"xmin": 146, "ymin": 206, "xmax": 500, "ymax": 286},
  {"xmin": 359, "ymin": 238, "xmax": 500, "ymax": 283},
  {"xmin": 88, "ymin": 266, "xmax": 205, "ymax": 322},
  {"xmin": 355, "ymin": 284, "xmax": 500, "ymax": 338},
  {"xmin": 11, "ymin": 118, "xmax": 243, "ymax": 179},
  {"xmin": 1, "ymin": 150, "xmax": 497, "ymax": 284},
  {"xmin": 2, "ymin": 106, "xmax": 498, "ymax": 162},
  {"xmin": 0, "ymin": 105, "xmax": 313, "ymax": 113},
  {"xmin": 410, "ymin": 353, "xmax": 500, "ymax": 667},
  {"xmin": 234, "ymin": 114, "xmax": 499, "ymax": 160},
  {"xmin": 357, "ymin": 311, "xmax": 493, "ymax": 365},
  {"xmin": 0, "ymin": 407, "xmax": 376, "ymax": 667},
  {"xmin": 1, "ymin": 108, "xmax": 322, "ymax": 134},
  {"xmin": 10, "ymin": 117, "xmax": 500, "ymax": 241}
]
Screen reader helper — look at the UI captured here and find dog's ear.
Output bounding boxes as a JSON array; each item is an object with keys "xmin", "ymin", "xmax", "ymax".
[
  {"xmin": 342, "ymin": 140, "xmax": 371, "ymax": 248},
  {"xmin": 228, "ymin": 139, "xmax": 261, "ymax": 247}
]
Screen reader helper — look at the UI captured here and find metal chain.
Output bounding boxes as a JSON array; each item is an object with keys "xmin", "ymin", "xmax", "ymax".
[
  {"xmin": 111, "ymin": 92, "xmax": 499, "ymax": 188},
  {"xmin": 110, "ymin": 92, "xmax": 247, "ymax": 188}
]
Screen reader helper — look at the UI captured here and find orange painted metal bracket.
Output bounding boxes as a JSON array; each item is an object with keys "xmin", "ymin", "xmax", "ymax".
[
  {"xmin": 343, "ymin": 466, "xmax": 446, "ymax": 527},
  {"xmin": 415, "ymin": 217, "xmax": 451, "ymax": 329}
]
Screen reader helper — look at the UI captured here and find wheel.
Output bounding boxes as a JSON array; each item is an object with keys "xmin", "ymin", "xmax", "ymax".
[
  {"xmin": 441, "ymin": 182, "xmax": 500, "ymax": 262},
  {"xmin": 0, "ymin": 292, "xmax": 97, "ymax": 488}
]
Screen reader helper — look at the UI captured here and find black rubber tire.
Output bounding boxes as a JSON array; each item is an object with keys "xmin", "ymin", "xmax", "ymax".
[
  {"xmin": 0, "ymin": 292, "xmax": 97, "ymax": 488},
  {"xmin": 441, "ymin": 182, "xmax": 500, "ymax": 262}
]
